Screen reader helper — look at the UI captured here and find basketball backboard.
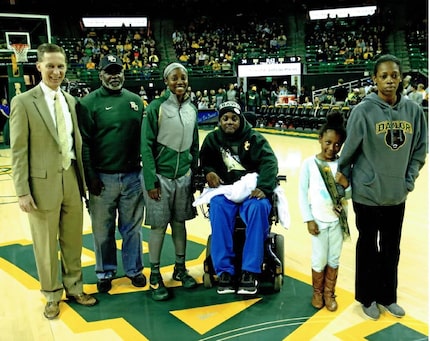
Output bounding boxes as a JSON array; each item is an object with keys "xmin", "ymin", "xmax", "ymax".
[{"xmin": 0, "ymin": 13, "xmax": 51, "ymax": 64}]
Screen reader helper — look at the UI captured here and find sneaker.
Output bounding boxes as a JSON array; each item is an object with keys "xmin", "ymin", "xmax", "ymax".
[
  {"xmin": 149, "ymin": 273, "xmax": 170, "ymax": 301},
  {"xmin": 362, "ymin": 301, "xmax": 380, "ymax": 320},
  {"xmin": 172, "ymin": 266, "xmax": 197, "ymax": 289},
  {"xmin": 127, "ymin": 273, "xmax": 147, "ymax": 287},
  {"xmin": 382, "ymin": 303, "xmax": 405, "ymax": 318},
  {"xmin": 237, "ymin": 271, "xmax": 259, "ymax": 295},
  {"xmin": 217, "ymin": 272, "xmax": 236, "ymax": 294},
  {"xmin": 97, "ymin": 278, "xmax": 112, "ymax": 293}
]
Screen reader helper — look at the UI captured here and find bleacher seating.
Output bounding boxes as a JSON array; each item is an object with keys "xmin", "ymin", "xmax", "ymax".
[
  {"xmin": 304, "ymin": 11, "xmax": 388, "ymax": 74},
  {"xmin": 46, "ymin": 9, "xmax": 426, "ymax": 137},
  {"xmin": 407, "ymin": 36, "xmax": 428, "ymax": 72}
]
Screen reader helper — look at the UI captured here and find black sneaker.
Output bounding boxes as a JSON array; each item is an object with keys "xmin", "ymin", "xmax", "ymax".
[
  {"xmin": 217, "ymin": 272, "xmax": 235, "ymax": 294},
  {"xmin": 97, "ymin": 278, "xmax": 112, "ymax": 293},
  {"xmin": 127, "ymin": 273, "xmax": 147, "ymax": 287},
  {"xmin": 149, "ymin": 273, "xmax": 170, "ymax": 301},
  {"xmin": 237, "ymin": 271, "xmax": 259, "ymax": 295},
  {"xmin": 172, "ymin": 266, "xmax": 197, "ymax": 289}
]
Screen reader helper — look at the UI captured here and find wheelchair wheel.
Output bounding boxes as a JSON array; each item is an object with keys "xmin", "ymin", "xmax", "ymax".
[
  {"xmin": 206, "ymin": 234, "xmax": 212, "ymax": 258},
  {"xmin": 274, "ymin": 274, "xmax": 283, "ymax": 292},
  {"xmin": 203, "ymin": 272, "xmax": 213, "ymax": 288},
  {"xmin": 273, "ymin": 234, "xmax": 285, "ymax": 292},
  {"xmin": 275, "ymin": 233, "xmax": 285, "ymax": 274},
  {"xmin": 203, "ymin": 234, "xmax": 215, "ymax": 288}
]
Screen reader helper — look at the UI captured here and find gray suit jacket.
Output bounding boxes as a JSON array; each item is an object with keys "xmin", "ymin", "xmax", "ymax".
[{"xmin": 10, "ymin": 84, "xmax": 86, "ymax": 210}]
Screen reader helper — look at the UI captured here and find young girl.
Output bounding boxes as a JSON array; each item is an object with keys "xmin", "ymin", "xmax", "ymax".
[{"xmin": 298, "ymin": 111, "xmax": 351, "ymax": 312}]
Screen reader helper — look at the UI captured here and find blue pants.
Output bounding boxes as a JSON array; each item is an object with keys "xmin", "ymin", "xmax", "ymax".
[
  {"xmin": 209, "ymin": 195, "xmax": 271, "ymax": 276},
  {"xmin": 89, "ymin": 171, "xmax": 144, "ymax": 279}
]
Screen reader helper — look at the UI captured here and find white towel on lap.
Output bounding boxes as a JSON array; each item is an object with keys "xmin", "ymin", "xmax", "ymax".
[
  {"xmin": 193, "ymin": 172, "xmax": 290, "ymax": 229},
  {"xmin": 192, "ymin": 172, "xmax": 258, "ymax": 206},
  {"xmin": 274, "ymin": 185, "xmax": 290, "ymax": 229}
]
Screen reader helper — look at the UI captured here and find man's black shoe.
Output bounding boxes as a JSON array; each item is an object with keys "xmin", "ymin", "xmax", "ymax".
[
  {"xmin": 127, "ymin": 273, "xmax": 147, "ymax": 287},
  {"xmin": 97, "ymin": 278, "xmax": 112, "ymax": 293}
]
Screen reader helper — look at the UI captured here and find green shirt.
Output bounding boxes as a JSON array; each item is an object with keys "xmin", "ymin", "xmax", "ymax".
[{"xmin": 78, "ymin": 86, "xmax": 143, "ymax": 182}]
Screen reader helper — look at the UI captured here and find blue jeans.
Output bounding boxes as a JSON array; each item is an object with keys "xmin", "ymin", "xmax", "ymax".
[{"xmin": 89, "ymin": 171, "xmax": 144, "ymax": 279}]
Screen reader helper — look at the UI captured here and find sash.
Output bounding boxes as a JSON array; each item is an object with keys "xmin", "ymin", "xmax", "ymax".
[{"xmin": 315, "ymin": 158, "xmax": 350, "ymax": 240}]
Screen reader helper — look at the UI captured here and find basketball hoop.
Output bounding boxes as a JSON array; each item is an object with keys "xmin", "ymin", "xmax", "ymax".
[{"xmin": 10, "ymin": 43, "xmax": 29, "ymax": 63}]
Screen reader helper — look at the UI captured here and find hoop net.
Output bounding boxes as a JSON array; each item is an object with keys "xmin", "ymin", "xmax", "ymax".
[{"xmin": 10, "ymin": 43, "xmax": 29, "ymax": 63}]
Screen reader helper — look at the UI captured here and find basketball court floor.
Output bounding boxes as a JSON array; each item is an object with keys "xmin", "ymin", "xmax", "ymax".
[{"xmin": 0, "ymin": 130, "xmax": 428, "ymax": 340}]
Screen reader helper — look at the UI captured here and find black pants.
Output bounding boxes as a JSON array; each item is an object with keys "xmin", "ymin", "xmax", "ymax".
[{"xmin": 353, "ymin": 201, "xmax": 405, "ymax": 306}]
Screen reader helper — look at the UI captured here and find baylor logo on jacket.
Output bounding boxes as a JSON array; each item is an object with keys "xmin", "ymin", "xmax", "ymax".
[{"xmin": 376, "ymin": 120, "xmax": 412, "ymax": 150}]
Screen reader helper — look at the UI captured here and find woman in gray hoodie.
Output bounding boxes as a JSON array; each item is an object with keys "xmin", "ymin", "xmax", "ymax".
[{"xmin": 337, "ymin": 54, "xmax": 427, "ymax": 321}]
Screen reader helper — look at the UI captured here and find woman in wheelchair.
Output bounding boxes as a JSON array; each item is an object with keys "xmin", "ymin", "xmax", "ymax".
[{"xmin": 199, "ymin": 101, "xmax": 279, "ymax": 295}]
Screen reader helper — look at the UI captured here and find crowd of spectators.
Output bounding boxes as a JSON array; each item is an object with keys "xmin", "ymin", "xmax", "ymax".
[
  {"xmin": 59, "ymin": 27, "xmax": 160, "ymax": 74},
  {"xmin": 54, "ymin": 7, "xmax": 428, "ymax": 86},
  {"xmin": 305, "ymin": 12, "xmax": 387, "ymax": 65},
  {"xmin": 52, "ymin": 8, "xmax": 427, "ymax": 128},
  {"xmin": 171, "ymin": 14, "xmax": 289, "ymax": 72}
]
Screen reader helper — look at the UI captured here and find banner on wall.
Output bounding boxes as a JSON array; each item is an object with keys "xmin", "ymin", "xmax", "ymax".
[{"xmin": 238, "ymin": 63, "xmax": 301, "ymax": 77}]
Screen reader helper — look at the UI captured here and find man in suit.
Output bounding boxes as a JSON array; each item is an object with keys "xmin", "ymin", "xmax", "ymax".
[{"xmin": 9, "ymin": 43, "xmax": 97, "ymax": 320}]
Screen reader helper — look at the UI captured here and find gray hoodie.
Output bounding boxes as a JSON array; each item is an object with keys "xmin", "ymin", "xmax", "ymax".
[{"xmin": 338, "ymin": 92, "xmax": 427, "ymax": 206}]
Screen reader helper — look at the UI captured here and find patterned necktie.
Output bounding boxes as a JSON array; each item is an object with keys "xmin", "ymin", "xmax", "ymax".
[{"xmin": 54, "ymin": 93, "xmax": 71, "ymax": 170}]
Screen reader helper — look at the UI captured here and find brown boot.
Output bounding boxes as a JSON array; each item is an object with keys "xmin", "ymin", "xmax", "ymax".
[
  {"xmin": 324, "ymin": 266, "xmax": 338, "ymax": 312},
  {"xmin": 311, "ymin": 269, "xmax": 325, "ymax": 309}
]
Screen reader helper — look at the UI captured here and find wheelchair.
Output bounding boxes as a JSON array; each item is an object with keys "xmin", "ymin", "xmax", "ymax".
[{"xmin": 194, "ymin": 174, "xmax": 287, "ymax": 293}]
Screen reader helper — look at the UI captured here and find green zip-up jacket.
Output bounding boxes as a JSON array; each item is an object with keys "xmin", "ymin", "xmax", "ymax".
[{"xmin": 141, "ymin": 89, "xmax": 199, "ymax": 190}]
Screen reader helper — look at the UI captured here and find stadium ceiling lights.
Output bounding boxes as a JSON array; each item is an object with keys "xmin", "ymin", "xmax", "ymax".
[
  {"xmin": 308, "ymin": 6, "xmax": 377, "ymax": 20},
  {"xmin": 82, "ymin": 17, "xmax": 148, "ymax": 28}
]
